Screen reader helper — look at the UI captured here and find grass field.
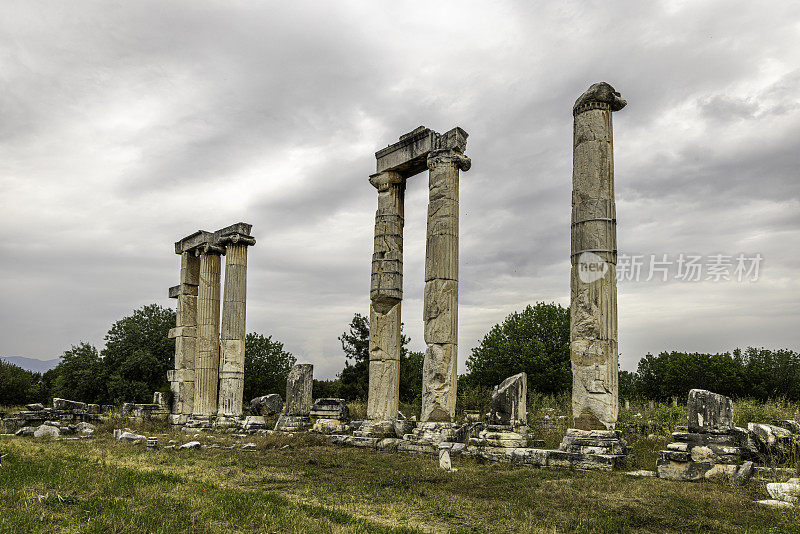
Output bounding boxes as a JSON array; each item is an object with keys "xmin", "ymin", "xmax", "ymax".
[{"xmin": 1, "ymin": 425, "xmax": 799, "ymax": 533}]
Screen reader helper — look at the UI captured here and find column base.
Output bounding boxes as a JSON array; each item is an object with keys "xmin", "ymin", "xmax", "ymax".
[
  {"xmin": 559, "ymin": 428, "xmax": 630, "ymax": 456},
  {"xmin": 404, "ymin": 422, "xmax": 466, "ymax": 445},
  {"xmin": 274, "ymin": 414, "xmax": 312, "ymax": 432},
  {"xmin": 468, "ymin": 424, "xmax": 528, "ymax": 448}
]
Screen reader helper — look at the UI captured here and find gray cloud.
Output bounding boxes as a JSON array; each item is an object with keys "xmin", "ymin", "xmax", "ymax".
[{"xmin": 1, "ymin": 0, "xmax": 798, "ymax": 379}]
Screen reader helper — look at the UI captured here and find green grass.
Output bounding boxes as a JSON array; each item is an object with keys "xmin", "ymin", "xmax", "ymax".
[{"xmin": 2, "ymin": 426, "xmax": 800, "ymax": 533}]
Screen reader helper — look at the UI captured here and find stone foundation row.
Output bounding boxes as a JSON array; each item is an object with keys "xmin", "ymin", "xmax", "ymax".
[{"xmin": 326, "ymin": 434, "xmax": 626, "ymax": 471}]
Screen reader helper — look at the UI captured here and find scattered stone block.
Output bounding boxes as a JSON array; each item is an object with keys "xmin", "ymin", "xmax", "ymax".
[
  {"xmin": 767, "ymin": 482, "xmax": 800, "ymax": 503},
  {"xmin": 285, "ymin": 364, "xmax": 313, "ymax": 416},
  {"xmin": 15, "ymin": 427, "xmax": 35, "ymax": 436},
  {"xmin": 33, "ymin": 425, "xmax": 60, "ymax": 438},
  {"xmin": 25, "ymin": 403, "xmax": 44, "ymax": 411},
  {"xmin": 74, "ymin": 422, "xmax": 95, "ymax": 435},
  {"xmin": 250, "ymin": 394, "xmax": 283, "ymax": 416},
  {"xmin": 439, "ymin": 449, "xmax": 454, "ymax": 471},
  {"xmin": 490, "ymin": 373, "xmax": 527, "ymax": 427},
  {"xmin": 748, "ymin": 423, "xmax": 794, "ymax": 457},
  {"xmin": 178, "ymin": 441, "xmax": 201, "ymax": 450},
  {"xmin": 117, "ymin": 431, "xmax": 146, "ymax": 442},
  {"xmin": 734, "ymin": 461, "xmax": 755, "ymax": 486},
  {"xmin": 52, "ymin": 398, "xmax": 87, "ymax": 412},
  {"xmin": 310, "ymin": 398, "xmax": 349, "ymax": 421},
  {"xmin": 274, "ymin": 415, "xmax": 312, "ymax": 432},
  {"xmin": 625, "ymin": 470, "xmax": 656, "ymax": 477},
  {"xmin": 687, "ymin": 389, "xmax": 734, "ymax": 434},
  {"xmin": 756, "ymin": 499, "xmax": 793, "ymax": 509}
]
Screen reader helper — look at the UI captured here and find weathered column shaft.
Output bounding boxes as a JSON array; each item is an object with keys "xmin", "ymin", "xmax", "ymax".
[
  {"xmin": 367, "ymin": 171, "xmax": 404, "ymax": 421},
  {"xmin": 570, "ymin": 83, "xmax": 626, "ymax": 430},
  {"xmin": 168, "ymin": 252, "xmax": 200, "ymax": 416},
  {"xmin": 217, "ymin": 243, "xmax": 248, "ymax": 418},
  {"xmin": 194, "ymin": 250, "xmax": 222, "ymax": 417},
  {"xmin": 421, "ymin": 149, "xmax": 470, "ymax": 422}
]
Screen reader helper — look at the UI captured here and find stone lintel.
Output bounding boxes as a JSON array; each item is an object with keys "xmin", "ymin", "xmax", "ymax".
[
  {"xmin": 175, "ymin": 230, "xmax": 214, "ymax": 255},
  {"xmin": 175, "ymin": 223, "xmax": 254, "ymax": 255},
  {"xmin": 375, "ymin": 126, "xmax": 468, "ymax": 177},
  {"xmin": 213, "ymin": 222, "xmax": 253, "ymax": 241}
]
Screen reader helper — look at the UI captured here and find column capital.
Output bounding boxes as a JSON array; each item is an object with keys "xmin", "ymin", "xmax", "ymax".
[
  {"xmin": 427, "ymin": 149, "xmax": 471, "ymax": 172},
  {"xmin": 369, "ymin": 171, "xmax": 403, "ymax": 191},
  {"xmin": 219, "ymin": 233, "xmax": 256, "ymax": 247},
  {"xmin": 573, "ymin": 82, "xmax": 626, "ymax": 116},
  {"xmin": 195, "ymin": 243, "xmax": 225, "ymax": 256}
]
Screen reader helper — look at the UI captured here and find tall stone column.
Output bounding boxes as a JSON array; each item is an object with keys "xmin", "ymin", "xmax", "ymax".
[
  {"xmin": 366, "ymin": 171, "xmax": 405, "ymax": 421},
  {"xmin": 193, "ymin": 246, "xmax": 222, "ymax": 418},
  {"xmin": 217, "ymin": 234, "xmax": 256, "ymax": 419},
  {"xmin": 570, "ymin": 82, "xmax": 626, "ymax": 430},
  {"xmin": 167, "ymin": 251, "xmax": 200, "ymax": 420},
  {"xmin": 420, "ymin": 147, "xmax": 470, "ymax": 422}
]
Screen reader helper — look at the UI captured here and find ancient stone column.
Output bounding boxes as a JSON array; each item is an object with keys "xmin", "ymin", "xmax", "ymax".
[
  {"xmin": 193, "ymin": 245, "xmax": 222, "ymax": 418},
  {"xmin": 217, "ymin": 233, "xmax": 256, "ymax": 419},
  {"xmin": 420, "ymin": 147, "xmax": 470, "ymax": 422},
  {"xmin": 167, "ymin": 251, "xmax": 200, "ymax": 419},
  {"xmin": 570, "ymin": 82, "xmax": 626, "ymax": 430},
  {"xmin": 366, "ymin": 170, "xmax": 404, "ymax": 421}
]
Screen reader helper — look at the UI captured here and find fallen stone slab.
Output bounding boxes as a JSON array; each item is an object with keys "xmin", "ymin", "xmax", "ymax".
[
  {"xmin": 733, "ymin": 461, "xmax": 755, "ymax": 486},
  {"xmin": 749, "ymin": 423, "xmax": 793, "ymax": 457},
  {"xmin": 15, "ymin": 427, "xmax": 36, "ymax": 436},
  {"xmin": 767, "ymin": 482, "xmax": 800, "ymax": 503},
  {"xmin": 25, "ymin": 403, "xmax": 44, "ymax": 411},
  {"xmin": 178, "ymin": 441, "xmax": 201, "ymax": 450},
  {"xmin": 117, "ymin": 431, "xmax": 146, "ymax": 442},
  {"xmin": 33, "ymin": 425, "xmax": 60, "ymax": 438},
  {"xmin": 625, "ymin": 470, "xmax": 656, "ymax": 477},
  {"xmin": 52, "ymin": 398, "xmax": 87, "ymax": 412},
  {"xmin": 757, "ymin": 499, "xmax": 794, "ymax": 509},
  {"xmin": 250, "ymin": 394, "xmax": 283, "ymax": 416}
]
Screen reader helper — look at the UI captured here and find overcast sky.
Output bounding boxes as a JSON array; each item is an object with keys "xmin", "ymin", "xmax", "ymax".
[{"xmin": 1, "ymin": 1, "xmax": 798, "ymax": 379}]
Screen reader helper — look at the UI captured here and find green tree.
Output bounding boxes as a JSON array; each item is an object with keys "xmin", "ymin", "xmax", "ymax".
[
  {"xmin": 0, "ymin": 360, "xmax": 43, "ymax": 405},
  {"xmin": 464, "ymin": 302, "xmax": 571, "ymax": 395},
  {"xmin": 244, "ymin": 333, "xmax": 296, "ymax": 402},
  {"xmin": 336, "ymin": 313, "xmax": 418, "ymax": 402},
  {"xmin": 101, "ymin": 304, "xmax": 175, "ymax": 404},
  {"xmin": 51, "ymin": 342, "xmax": 105, "ymax": 403},
  {"xmin": 399, "ymin": 350, "xmax": 424, "ymax": 404}
]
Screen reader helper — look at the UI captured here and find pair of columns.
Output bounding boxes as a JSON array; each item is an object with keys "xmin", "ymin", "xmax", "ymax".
[
  {"xmin": 168, "ymin": 223, "xmax": 255, "ymax": 421},
  {"xmin": 366, "ymin": 127, "xmax": 470, "ymax": 423}
]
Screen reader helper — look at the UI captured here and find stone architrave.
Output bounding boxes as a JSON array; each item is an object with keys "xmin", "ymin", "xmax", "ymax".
[
  {"xmin": 367, "ymin": 170, "xmax": 404, "ymax": 421},
  {"xmin": 217, "ymin": 226, "xmax": 256, "ymax": 419},
  {"xmin": 421, "ymin": 138, "xmax": 470, "ymax": 423},
  {"xmin": 284, "ymin": 364, "xmax": 313, "ymax": 416},
  {"xmin": 193, "ymin": 244, "xmax": 223, "ymax": 417},
  {"xmin": 569, "ymin": 82, "xmax": 626, "ymax": 430}
]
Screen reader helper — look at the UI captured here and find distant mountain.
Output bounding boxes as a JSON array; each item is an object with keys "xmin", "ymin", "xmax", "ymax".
[{"xmin": 1, "ymin": 356, "xmax": 60, "ymax": 374}]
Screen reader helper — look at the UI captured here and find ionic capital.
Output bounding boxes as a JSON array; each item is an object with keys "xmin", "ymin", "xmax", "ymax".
[
  {"xmin": 194, "ymin": 243, "xmax": 225, "ymax": 256},
  {"xmin": 573, "ymin": 82, "xmax": 627, "ymax": 116},
  {"xmin": 219, "ymin": 233, "xmax": 256, "ymax": 247},
  {"xmin": 427, "ymin": 149, "xmax": 471, "ymax": 172},
  {"xmin": 369, "ymin": 171, "xmax": 403, "ymax": 192}
]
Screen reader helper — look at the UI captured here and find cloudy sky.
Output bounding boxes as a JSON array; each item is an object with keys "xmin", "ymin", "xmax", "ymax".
[{"xmin": 1, "ymin": 1, "xmax": 798, "ymax": 379}]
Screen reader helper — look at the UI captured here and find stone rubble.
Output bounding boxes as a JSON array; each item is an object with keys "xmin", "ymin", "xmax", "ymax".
[{"xmin": 657, "ymin": 389, "xmax": 798, "ymax": 482}]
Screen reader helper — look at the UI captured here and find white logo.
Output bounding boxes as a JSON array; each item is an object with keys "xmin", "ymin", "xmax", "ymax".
[{"xmin": 578, "ymin": 251, "xmax": 609, "ymax": 283}]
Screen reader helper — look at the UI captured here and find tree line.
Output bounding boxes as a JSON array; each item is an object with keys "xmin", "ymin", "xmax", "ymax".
[{"xmin": 1, "ymin": 301, "xmax": 797, "ymax": 408}]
